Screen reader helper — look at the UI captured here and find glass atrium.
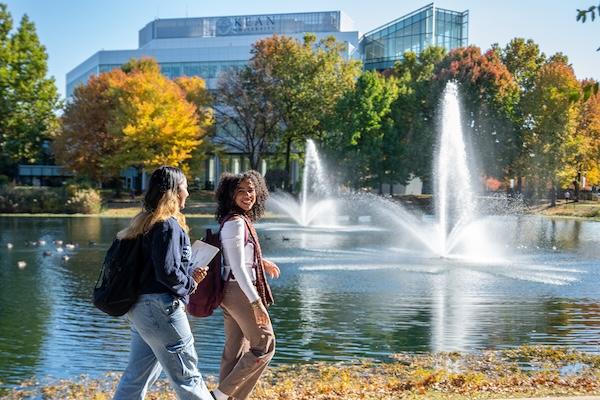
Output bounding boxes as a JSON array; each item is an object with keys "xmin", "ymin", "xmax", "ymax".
[{"xmin": 361, "ymin": 3, "xmax": 468, "ymax": 70}]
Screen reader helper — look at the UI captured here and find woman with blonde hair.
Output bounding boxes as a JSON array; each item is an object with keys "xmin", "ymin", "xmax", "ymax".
[
  {"xmin": 210, "ymin": 170, "xmax": 279, "ymax": 400},
  {"xmin": 113, "ymin": 166, "xmax": 213, "ymax": 400}
]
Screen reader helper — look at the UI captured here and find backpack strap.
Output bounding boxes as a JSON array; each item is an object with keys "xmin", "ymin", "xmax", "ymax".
[
  {"xmin": 219, "ymin": 213, "xmax": 249, "ymax": 244},
  {"xmin": 219, "ymin": 213, "xmax": 249, "ymax": 281}
]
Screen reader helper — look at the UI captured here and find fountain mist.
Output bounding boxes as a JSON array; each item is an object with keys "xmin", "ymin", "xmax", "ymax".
[{"xmin": 269, "ymin": 139, "xmax": 337, "ymax": 227}]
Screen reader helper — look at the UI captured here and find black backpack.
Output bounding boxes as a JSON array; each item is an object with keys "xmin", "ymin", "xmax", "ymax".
[{"xmin": 92, "ymin": 236, "xmax": 146, "ymax": 317}]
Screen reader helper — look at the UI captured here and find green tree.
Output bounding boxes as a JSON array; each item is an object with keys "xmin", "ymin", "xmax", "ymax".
[
  {"xmin": 250, "ymin": 34, "xmax": 362, "ymax": 189},
  {"xmin": 0, "ymin": 4, "xmax": 13, "ymax": 143},
  {"xmin": 389, "ymin": 46, "xmax": 446, "ymax": 190},
  {"xmin": 0, "ymin": 6, "xmax": 60, "ymax": 177},
  {"xmin": 498, "ymin": 38, "xmax": 547, "ymax": 191},
  {"xmin": 499, "ymin": 38, "xmax": 546, "ymax": 92},
  {"xmin": 326, "ymin": 71, "xmax": 398, "ymax": 191}
]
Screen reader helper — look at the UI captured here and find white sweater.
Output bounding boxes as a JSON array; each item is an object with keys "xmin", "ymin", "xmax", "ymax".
[{"xmin": 221, "ymin": 218, "xmax": 260, "ymax": 303}]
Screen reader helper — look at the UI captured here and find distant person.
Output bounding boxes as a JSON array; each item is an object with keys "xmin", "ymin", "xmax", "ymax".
[
  {"xmin": 113, "ymin": 166, "xmax": 212, "ymax": 400},
  {"xmin": 565, "ymin": 190, "xmax": 571, "ymax": 203},
  {"xmin": 211, "ymin": 170, "xmax": 280, "ymax": 400}
]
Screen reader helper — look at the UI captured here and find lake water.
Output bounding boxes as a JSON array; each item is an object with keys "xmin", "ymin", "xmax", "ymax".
[{"xmin": 0, "ymin": 215, "xmax": 599, "ymax": 388}]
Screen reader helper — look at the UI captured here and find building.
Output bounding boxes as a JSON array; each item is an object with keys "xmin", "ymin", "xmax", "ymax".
[
  {"xmin": 65, "ymin": 4, "xmax": 468, "ymax": 191},
  {"xmin": 67, "ymin": 11, "xmax": 358, "ymax": 97},
  {"xmin": 361, "ymin": 3, "xmax": 468, "ymax": 71}
]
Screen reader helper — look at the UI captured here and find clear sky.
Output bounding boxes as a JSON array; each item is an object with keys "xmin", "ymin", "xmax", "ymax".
[{"xmin": 5, "ymin": 0, "xmax": 600, "ymax": 99}]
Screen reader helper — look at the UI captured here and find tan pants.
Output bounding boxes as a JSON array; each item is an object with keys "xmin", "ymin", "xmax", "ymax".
[{"xmin": 218, "ymin": 281, "xmax": 275, "ymax": 400}]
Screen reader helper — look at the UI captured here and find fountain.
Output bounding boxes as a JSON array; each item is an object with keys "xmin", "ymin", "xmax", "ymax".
[
  {"xmin": 268, "ymin": 82, "xmax": 501, "ymax": 259},
  {"xmin": 361, "ymin": 81, "xmax": 498, "ymax": 258},
  {"xmin": 269, "ymin": 139, "xmax": 338, "ymax": 227}
]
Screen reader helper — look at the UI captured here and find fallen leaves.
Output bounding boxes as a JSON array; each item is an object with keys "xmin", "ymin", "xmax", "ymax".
[{"xmin": 2, "ymin": 346, "xmax": 600, "ymax": 399}]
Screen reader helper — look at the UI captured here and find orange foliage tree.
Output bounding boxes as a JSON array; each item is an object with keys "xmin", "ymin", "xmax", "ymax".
[
  {"xmin": 565, "ymin": 80, "xmax": 600, "ymax": 187},
  {"xmin": 55, "ymin": 58, "xmax": 212, "ymax": 183},
  {"xmin": 55, "ymin": 69, "xmax": 125, "ymax": 182},
  {"xmin": 433, "ymin": 46, "xmax": 520, "ymax": 179}
]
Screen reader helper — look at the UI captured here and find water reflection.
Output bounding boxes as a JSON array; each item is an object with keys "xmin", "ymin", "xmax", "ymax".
[{"xmin": 0, "ymin": 215, "xmax": 599, "ymax": 388}]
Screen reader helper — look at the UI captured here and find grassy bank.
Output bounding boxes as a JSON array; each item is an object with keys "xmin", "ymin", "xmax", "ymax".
[
  {"xmin": 3, "ymin": 347, "xmax": 599, "ymax": 399},
  {"xmin": 535, "ymin": 201, "xmax": 600, "ymax": 221},
  {"xmin": 1, "ymin": 192, "xmax": 600, "ymax": 222}
]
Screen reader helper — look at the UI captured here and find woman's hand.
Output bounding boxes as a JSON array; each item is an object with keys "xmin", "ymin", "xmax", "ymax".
[
  {"xmin": 262, "ymin": 259, "xmax": 280, "ymax": 279},
  {"xmin": 192, "ymin": 266, "xmax": 208, "ymax": 284},
  {"xmin": 252, "ymin": 300, "xmax": 270, "ymax": 327}
]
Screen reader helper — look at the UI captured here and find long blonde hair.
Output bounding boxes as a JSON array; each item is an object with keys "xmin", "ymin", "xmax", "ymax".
[{"xmin": 118, "ymin": 166, "xmax": 189, "ymax": 239}]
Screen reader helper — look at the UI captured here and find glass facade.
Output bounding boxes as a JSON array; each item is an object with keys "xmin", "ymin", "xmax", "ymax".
[
  {"xmin": 67, "ymin": 61, "xmax": 248, "ymax": 96},
  {"xmin": 139, "ymin": 11, "xmax": 342, "ymax": 46},
  {"xmin": 361, "ymin": 3, "xmax": 468, "ymax": 70},
  {"xmin": 158, "ymin": 60, "xmax": 247, "ymax": 80}
]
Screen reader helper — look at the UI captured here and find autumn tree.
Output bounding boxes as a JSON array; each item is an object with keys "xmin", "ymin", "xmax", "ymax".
[
  {"xmin": 520, "ymin": 60, "xmax": 581, "ymax": 205},
  {"xmin": 55, "ymin": 58, "xmax": 212, "ymax": 183},
  {"xmin": 0, "ymin": 4, "xmax": 60, "ymax": 177},
  {"xmin": 55, "ymin": 69, "xmax": 124, "ymax": 182},
  {"xmin": 561, "ymin": 79, "xmax": 600, "ymax": 191},
  {"xmin": 433, "ymin": 46, "xmax": 520, "ymax": 180},
  {"xmin": 174, "ymin": 75, "xmax": 214, "ymax": 173}
]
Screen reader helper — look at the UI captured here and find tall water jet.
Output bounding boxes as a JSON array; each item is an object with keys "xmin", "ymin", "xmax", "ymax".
[
  {"xmin": 269, "ymin": 139, "xmax": 337, "ymax": 227},
  {"xmin": 434, "ymin": 82, "xmax": 477, "ymax": 256}
]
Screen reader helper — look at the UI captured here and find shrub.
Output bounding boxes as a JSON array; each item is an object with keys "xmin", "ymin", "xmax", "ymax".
[
  {"xmin": 0, "ymin": 186, "xmax": 102, "ymax": 214},
  {"xmin": 65, "ymin": 187, "xmax": 103, "ymax": 214}
]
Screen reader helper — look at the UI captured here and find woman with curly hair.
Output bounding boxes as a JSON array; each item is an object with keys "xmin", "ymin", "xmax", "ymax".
[{"xmin": 210, "ymin": 170, "xmax": 279, "ymax": 400}]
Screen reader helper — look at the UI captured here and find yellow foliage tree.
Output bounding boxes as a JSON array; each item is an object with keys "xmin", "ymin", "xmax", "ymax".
[
  {"xmin": 570, "ymin": 81, "xmax": 600, "ymax": 186},
  {"xmin": 521, "ymin": 60, "xmax": 580, "ymax": 203},
  {"xmin": 106, "ymin": 59, "xmax": 210, "ymax": 173}
]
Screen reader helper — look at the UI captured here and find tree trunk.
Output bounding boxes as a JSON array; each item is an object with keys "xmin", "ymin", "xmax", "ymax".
[
  {"xmin": 250, "ymin": 150, "xmax": 260, "ymax": 171},
  {"xmin": 550, "ymin": 178, "xmax": 557, "ymax": 207},
  {"xmin": 112, "ymin": 176, "xmax": 122, "ymax": 198},
  {"xmin": 284, "ymin": 138, "xmax": 292, "ymax": 192},
  {"xmin": 574, "ymin": 172, "xmax": 580, "ymax": 202}
]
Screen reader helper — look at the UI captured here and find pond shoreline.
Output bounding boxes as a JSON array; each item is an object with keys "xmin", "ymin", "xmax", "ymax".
[
  {"xmin": 1, "ymin": 199, "xmax": 599, "ymax": 222},
  {"xmin": 3, "ymin": 346, "xmax": 599, "ymax": 399}
]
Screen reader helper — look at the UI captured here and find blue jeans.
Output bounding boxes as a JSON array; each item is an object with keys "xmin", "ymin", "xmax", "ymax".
[{"xmin": 113, "ymin": 293, "xmax": 213, "ymax": 400}]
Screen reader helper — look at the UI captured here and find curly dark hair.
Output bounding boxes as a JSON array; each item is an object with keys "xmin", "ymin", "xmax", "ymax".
[{"xmin": 215, "ymin": 170, "xmax": 269, "ymax": 223}]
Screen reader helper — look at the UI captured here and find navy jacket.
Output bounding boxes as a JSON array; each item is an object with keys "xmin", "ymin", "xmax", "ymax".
[{"xmin": 139, "ymin": 217, "xmax": 196, "ymax": 303}]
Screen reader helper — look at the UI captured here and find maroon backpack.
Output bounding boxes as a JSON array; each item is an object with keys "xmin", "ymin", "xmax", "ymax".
[{"xmin": 187, "ymin": 216, "xmax": 248, "ymax": 317}]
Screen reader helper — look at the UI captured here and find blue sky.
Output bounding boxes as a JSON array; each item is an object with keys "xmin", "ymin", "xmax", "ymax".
[{"xmin": 5, "ymin": 0, "xmax": 600, "ymax": 99}]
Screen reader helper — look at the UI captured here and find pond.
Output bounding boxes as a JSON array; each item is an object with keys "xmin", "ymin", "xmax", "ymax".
[{"xmin": 0, "ymin": 215, "xmax": 599, "ymax": 387}]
